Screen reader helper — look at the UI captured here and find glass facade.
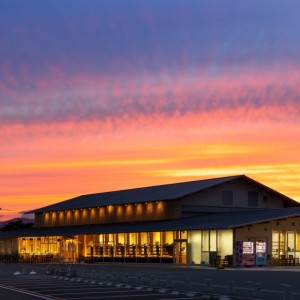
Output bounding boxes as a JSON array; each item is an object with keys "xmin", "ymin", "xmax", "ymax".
[
  {"xmin": 272, "ymin": 230, "xmax": 300, "ymax": 262},
  {"xmin": 3, "ymin": 228, "xmax": 300, "ymax": 266},
  {"xmin": 0, "ymin": 229, "xmax": 234, "ymax": 264},
  {"xmin": 188, "ymin": 229, "xmax": 233, "ymax": 265}
]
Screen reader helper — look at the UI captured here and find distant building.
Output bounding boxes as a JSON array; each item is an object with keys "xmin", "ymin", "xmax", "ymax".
[{"xmin": 1, "ymin": 175, "xmax": 300, "ymax": 267}]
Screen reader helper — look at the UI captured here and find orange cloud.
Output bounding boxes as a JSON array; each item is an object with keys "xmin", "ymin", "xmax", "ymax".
[{"xmin": 0, "ymin": 68, "xmax": 299, "ymax": 219}]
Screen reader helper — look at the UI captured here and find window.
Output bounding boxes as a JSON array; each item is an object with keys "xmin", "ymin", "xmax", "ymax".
[
  {"xmin": 222, "ymin": 190, "xmax": 233, "ymax": 205},
  {"xmin": 248, "ymin": 191, "xmax": 258, "ymax": 207}
]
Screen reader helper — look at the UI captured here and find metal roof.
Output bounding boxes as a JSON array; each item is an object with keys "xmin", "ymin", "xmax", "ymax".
[
  {"xmin": 168, "ymin": 207, "xmax": 300, "ymax": 230},
  {"xmin": 28, "ymin": 175, "xmax": 298, "ymax": 213},
  {"xmin": 3, "ymin": 207, "xmax": 300, "ymax": 238}
]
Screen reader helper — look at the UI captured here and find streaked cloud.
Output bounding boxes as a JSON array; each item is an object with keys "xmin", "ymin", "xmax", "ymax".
[{"xmin": 0, "ymin": 68, "xmax": 299, "ymax": 128}]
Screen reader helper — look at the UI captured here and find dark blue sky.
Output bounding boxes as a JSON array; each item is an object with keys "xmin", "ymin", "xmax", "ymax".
[{"xmin": 1, "ymin": 0, "xmax": 300, "ymax": 83}]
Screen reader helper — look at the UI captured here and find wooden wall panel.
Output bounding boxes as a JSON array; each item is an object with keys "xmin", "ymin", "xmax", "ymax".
[{"xmin": 36, "ymin": 200, "xmax": 182, "ymax": 228}]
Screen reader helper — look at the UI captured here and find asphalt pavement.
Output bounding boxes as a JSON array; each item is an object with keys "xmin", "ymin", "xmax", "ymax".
[{"xmin": 0, "ymin": 263, "xmax": 299, "ymax": 300}]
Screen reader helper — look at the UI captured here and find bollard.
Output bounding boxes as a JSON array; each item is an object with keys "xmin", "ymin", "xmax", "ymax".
[
  {"xmin": 100, "ymin": 271, "xmax": 105, "ymax": 280},
  {"xmin": 227, "ymin": 280, "xmax": 236, "ymax": 295},
  {"xmin": 133, "ymin": 276, "xmax": 138, "ymax": 284},
  {"xmin": 76, "ymin": 270, "xmax": 82, "ymax": 278},
  {"xmin": 150, "ymin": 275, "xmax": 155, "ymax": 286},
  {"xmin": 281, "ymin": 284, "xmax": 293, "ymax": 300},
  {"xmin": 67, "ymin": 266, "xmax": 76, "ymax": 277},
  {"xmin": 91, "ymin": 270, "xmax": 96, "ymax": 279},
  {"xmin": 46, "ymin": 265, "xmax": 51, "ymax": 275},
  {"xmin": 112, "ymin": 272, "xmax": 117, "ymax": 281},
  {"xmin": 166, "ymin": 276, "xmax": 174, "ymax": 288},
  {"xmin": 124, "ymin": 273, "xmax": 129, "ymax": 283},
  {"xmin": 253, "ymin": 283, "xmax": 262, "ymax": 299},
  {"xmin": 184, "ymin": 276, "xmax": 192, "ymax": 290},
  {"xmin": 203, "ymin": 279, "xmax": 212, "ymax": 294},
  {"xmin": 137, "ymin": 273, "xmax": 142, "ymax": 284},
  {"xmin": 22, "ymin": 267, "xmax": 26, "ymax": 275}
]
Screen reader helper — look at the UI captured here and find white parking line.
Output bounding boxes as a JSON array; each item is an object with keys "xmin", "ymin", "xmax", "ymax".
[
  {"xmin": 66, "ymin": 293, "xmax": 163, "ymax": 299},
  {"xmin": 161, "ymin": 298, "xmax": 227, "ymax": 300},
  {"xmin": 28, "ymin": 287, "xmax": 123, "ymax": 293},
  {"xmin": 0, "ymin": 281, "xmax": 98, "ymax": 287},
  {"xmin": 51, "ymin": 290, "xmax": 146, "ymax": 296},
  {"xmin": 0, "ymin": 283, "xmax": 93, "ymax": 289},
  {"xmin": 160, "ymin": 298, "xmax": 199, "ymax": 300},
  {"xmin": 0, "ymin": 284, "xmax": 59, "ymax": 300}
]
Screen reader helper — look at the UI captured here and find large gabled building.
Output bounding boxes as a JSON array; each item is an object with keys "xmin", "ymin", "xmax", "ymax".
[{"xmin": 1, "ymin": 175, "xmax": 300, "ymax": 266}]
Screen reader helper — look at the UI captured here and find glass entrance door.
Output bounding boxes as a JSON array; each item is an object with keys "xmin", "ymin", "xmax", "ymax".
[{"xmin": 174, "ymin": 240, "xmax": 187, "ymax": 264}]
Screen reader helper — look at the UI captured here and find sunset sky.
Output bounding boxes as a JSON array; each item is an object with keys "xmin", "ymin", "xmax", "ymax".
[{"xmin": 0, "ymin": 0, "xmax": 299, "ymax": 221}]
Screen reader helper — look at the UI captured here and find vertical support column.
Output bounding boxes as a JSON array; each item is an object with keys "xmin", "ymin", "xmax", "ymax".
[
  {"xmin": 232, "ymin": 229, "xmax": 236, "ymax": 267},
  {"xmin": 112, "ymin": 232, "xmax": 115, "ymax": 262},
  {"xmin": 83, "ymin": 234, "xmax": 87, "ymax": 258},
  {"xmin": 147, "ymin": 232, "xmax": 150, "ymax": 263},
  {"xmin": 160, "ymin": 231, "xmax": 162, "ymax": 263},
  {"xmin": 124, "ymin": 232, "xmax": 128, "ymax": 262},
  {"xmin": 172, "ymin": 231, "xmax": 175, "ymax": 264}
]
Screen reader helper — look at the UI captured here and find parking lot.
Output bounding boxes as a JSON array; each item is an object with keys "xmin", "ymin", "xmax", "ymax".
[
  {"xmin": 0, "ymin": 274, "xmax": 224, "ymax": 300},
  {"xmin": 1, "ymin": 263, "xmax": 300, "ymax": 299}
]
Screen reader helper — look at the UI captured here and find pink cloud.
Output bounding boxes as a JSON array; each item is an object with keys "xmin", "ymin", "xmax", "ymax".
[{"xmin": 1, "ymin": 65, "xmax": 299, "ymax": 131}]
